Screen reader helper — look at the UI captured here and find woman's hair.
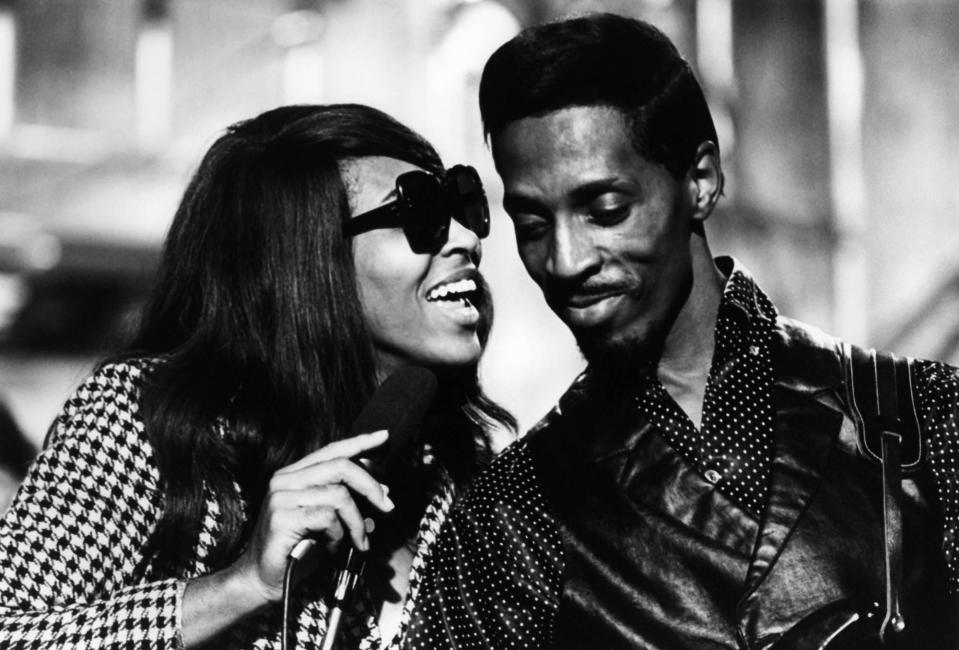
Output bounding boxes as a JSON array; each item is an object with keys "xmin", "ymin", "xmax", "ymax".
[
  {"xmin": 0, "ymin": 400, "xmax": 34, "ymax": 479},
  {"xmin": 119, "ymin": 103, "xmax": 514, "ymax": 574},
  {"xmin": 479, "ymin": 12, "xmax": 720, "ymax": 181}
]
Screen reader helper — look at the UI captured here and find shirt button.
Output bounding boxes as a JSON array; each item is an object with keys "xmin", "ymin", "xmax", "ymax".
[
  {"xmin": 748, "ymin": 345, "xmax": 760, "ymax": 357},
  {"xmin": 704, "ymin": 469, "xmax": 723, "ymax": 484}
]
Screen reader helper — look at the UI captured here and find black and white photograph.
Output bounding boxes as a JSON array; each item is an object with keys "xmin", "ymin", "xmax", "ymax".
[{"xmin": 0, "ymin": 1, "xmax": 957, "ymax": 648}]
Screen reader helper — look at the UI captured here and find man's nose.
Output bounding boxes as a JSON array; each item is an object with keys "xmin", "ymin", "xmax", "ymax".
[{"xmin": 545, "ymin": 220, "xmax": 598, "ymax": 281}]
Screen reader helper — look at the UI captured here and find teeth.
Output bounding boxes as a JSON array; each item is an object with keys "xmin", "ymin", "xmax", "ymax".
[{"xmin": 427, "ymin": 278, "xmax": 477, "ymax": 302}]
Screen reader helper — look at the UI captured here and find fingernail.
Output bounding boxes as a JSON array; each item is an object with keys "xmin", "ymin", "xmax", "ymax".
[
  {"xmin": 383, "ymin": 494, "xmax": 395, "ymax": 511},
  {"xmin": 380, "ymin": 483, "xmax": 390, "ymax": 496},
  {"xmin": 365, "ymin": 517, "xmax": 376, "ymax": 534},
  {"xmin": 372, "ymin": 429, "xmax": 389, "ymax": 438}
]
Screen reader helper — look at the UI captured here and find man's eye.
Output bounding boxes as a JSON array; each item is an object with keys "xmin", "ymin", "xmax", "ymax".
[
  {"xmin": 589, "ymin": 204, "xmax": 630, "ymax": 225},
  {"xmin": 513, "ymin": 216, "xmax": 550, "ymax": 240}
]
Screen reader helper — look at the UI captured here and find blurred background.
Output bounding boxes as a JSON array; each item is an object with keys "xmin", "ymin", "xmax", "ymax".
[{"xmin": 0, "ymin": 0, "xmax": 958, "ymax": 479}]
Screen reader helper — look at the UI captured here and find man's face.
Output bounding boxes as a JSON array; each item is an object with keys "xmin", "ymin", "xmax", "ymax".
[{"xmin": 493, "ymin": 106, "xmax": 696, "ymax": 358}]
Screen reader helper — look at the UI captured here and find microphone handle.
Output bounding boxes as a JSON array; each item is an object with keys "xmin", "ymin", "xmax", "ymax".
[
  {"xmin": 320, "ymin": 606, "xmax": 343, "ymax": 650},
  {"xmin": 321, "ymin": 547, "xmax": 366, "ymax": 650}
]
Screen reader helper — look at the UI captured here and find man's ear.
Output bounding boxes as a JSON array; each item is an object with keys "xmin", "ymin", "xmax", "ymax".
[{"xmin": 687, "ymin": 141, "xmax": 723, "ymax": 222}]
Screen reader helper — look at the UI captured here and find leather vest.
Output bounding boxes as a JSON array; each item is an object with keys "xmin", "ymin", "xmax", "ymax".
[{"xmin": 526, "ymin": 319, "xmax": 959, "ymax": 649}]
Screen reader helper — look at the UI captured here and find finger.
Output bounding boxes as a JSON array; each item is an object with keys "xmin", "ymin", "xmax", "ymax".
[
  {"xmin": 288, "ymin": 505, "xmax": 346, "ymax": 551},
  {"xmin": 282, "ymin": 430, "xmax": 389, "ymax": 472},
  {"xmin": 271, "ymin": 459, "xmax": 395, "ymax": 513},
  {"xmin": 286, "ymin": 486, "xmax": 371, "ymax": 552}
]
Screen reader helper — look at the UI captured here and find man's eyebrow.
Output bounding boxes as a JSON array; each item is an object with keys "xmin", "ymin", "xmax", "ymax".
[
  {"xmin": 568, "ymin": 177, "xmax": 628, "ymax": 203},
  {"xmin": 502, "ymin": 193, "xmax": 545, "ymax": 215},
  {"xmin": 503, "ymin": 178, "xmax": 633, "ymax": 214}
]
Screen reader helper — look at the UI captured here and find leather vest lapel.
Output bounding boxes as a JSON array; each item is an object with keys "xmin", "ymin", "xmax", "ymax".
[
  {"xmin": 741, "ymin": 318, "xmax": 848, "ymax": 592},
  {"xmin": 742, "ymin": 384, "xmax": 844, "ymax": 599},
  {"xmin": 530, "ymin": 393, "xmax": 759, "ymax": 648},
  {"xmin": 602, "ymin": 413, "xmax": 760, "ymax": 558}
]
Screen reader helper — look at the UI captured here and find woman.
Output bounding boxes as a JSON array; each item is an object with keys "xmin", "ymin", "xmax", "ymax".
[{"xmin": 0, "ymin": 104, "xmax": 514, "ymax": 648}]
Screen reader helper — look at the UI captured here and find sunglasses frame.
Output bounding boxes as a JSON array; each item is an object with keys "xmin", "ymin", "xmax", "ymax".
[{"xmin": 344, "ymin": 164, "xmax": 490, "ymax": 254}]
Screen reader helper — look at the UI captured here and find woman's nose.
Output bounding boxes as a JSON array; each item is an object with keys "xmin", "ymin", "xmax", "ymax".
[{"xmin": 441, "ymin": 218, "xmax": 482, "ymax": 265}]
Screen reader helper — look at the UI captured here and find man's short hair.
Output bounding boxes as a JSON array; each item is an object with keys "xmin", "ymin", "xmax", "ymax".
[{"xmin": 479, "ymin": 12, "xmax": 719, "ymax": 180}]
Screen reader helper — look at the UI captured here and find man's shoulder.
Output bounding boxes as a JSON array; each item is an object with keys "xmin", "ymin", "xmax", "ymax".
[
  {"xmin": 777, "ymin": 314, "xmax": 959, "ymax": 404},
  {"xmin": 774, "ymin": 315, "xmax": 844, "ymax": 357},
  {"xmin": 446, "ymin": 435, "xmax": 564, "ymax": 551},
  {"xmin": 525, "ymin": 371, "xmax": 591, "ymax": 438},
  {"xmin": 466, "ymin": 437, "xmax": 540, "ymax": 506},
  {"xmin": 910, "ymin": 356, "xmax": 959, "ymax": 403}
]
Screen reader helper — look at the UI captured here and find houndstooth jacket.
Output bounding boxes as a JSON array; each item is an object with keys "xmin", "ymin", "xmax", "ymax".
[{"xmin": 0, "ymin": 360, "xmax": 455, "ymax": 649}]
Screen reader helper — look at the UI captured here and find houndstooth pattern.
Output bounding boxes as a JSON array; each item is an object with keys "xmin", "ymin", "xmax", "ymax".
[
  {"xmin": 0, "ymin": 360, "xmax": 457, "ymax": 649},
  {"xmin": 370, "ymin": 471, "xmax": 454, "ymax": 650}
]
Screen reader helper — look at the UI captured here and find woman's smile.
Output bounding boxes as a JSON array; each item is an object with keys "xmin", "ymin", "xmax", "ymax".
[
  {"xmin": 424, "ymin": 274, "xmax": 481, "ymax": 327},
  {"xmin": 347, "ymin": 156, "xmax": 484, "ymax": 374}
]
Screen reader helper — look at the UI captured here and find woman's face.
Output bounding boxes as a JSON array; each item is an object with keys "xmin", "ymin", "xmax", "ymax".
[{"xmin": 345, "ymin": 156, "xmax": 484, "ymax": 378}]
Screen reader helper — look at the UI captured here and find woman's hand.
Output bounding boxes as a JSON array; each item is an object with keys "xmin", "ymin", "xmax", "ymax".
[
  {"xmin": 234, "ymin": 429, "xmax": 395, "ymax": 603},
  {"xmin": 182, "ymin": 430, "xmax": 394, "ymax": 647}
]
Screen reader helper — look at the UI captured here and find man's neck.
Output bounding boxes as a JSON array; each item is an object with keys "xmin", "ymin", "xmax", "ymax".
[{"xmin": 657, "ymin": 248, "xmax": 726, "ymax": 429}]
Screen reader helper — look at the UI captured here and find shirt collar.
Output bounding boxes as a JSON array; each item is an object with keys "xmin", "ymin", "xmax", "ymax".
[{"xmin": 713, "ymin": 256, "xmax": 778, "ymax": 359}]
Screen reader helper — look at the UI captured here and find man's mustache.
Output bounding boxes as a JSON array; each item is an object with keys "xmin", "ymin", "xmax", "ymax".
[{"xmin": 543, "ymin": 278, "xmax": 637, "ymax": 307}]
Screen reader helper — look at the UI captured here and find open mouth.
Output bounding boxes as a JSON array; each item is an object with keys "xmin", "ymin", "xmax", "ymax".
[{"xmin": 426, "ymin": 277, "xmax": 478, "ymax": 309}]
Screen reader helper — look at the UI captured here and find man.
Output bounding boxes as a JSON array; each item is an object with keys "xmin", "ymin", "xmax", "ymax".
[{"xmin": 405, "ymin": 13, "xmax": 959, "ymax": 649}]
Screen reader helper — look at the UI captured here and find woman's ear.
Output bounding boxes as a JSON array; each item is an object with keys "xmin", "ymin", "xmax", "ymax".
[{"xmin": 687, "ymin": 141, "xmax": 723, "ymax": 222}]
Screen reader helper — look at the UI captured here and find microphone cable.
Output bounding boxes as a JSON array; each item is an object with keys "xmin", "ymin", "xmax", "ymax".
[
  {"xmin": 282, "ymin": 540, "xmax": 365, "ymax": 650},
  {"xmin": 281, "ymin": 549, "xmax": 298, "ymax": 650},
  {"xmin": 282, "ymin": 538, "xmax": 316, "ymax": 650}
]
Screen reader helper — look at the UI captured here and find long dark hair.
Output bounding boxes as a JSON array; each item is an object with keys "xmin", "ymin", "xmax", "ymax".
[{"xmin": 119, "ymin": 104, "xmax": 514, "ymax": 574}]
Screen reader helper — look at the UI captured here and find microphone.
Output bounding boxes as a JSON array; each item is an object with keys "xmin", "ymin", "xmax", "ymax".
[
  {"xmin": 350, "ymin": 365, "xmax": 439, "ymax": 488},
  {"xmin": 289, "ymin": 366, "xmax": 438, "ymax": 559},
  {"xmin": 283, "ymin": 367, "xmax": 438, "ymax": 650}
]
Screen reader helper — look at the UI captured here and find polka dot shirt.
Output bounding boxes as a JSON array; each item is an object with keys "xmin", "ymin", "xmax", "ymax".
[
  {"xmin": 405, "ymin": 259, "xmax": 959, "ymax": 649},
  {"xmin": 405, "ymin": 440, "xmax": 562, "ymax": 649},
  {"xmin": 915, "ymin": 360, "xmax": 959, "ymax": 591},
  {"xmin": 636, "ymin": 265, "xmax": 777, "ymax": 518}
]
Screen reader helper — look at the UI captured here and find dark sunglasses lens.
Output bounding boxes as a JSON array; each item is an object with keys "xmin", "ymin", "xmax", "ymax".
[
  {"xmin": 447, "ymin": 166, "xmax": 490, "ymax": 238},
  {"xmin": 398, "ymin": 171, "xmax": 447, "ymax": 253},
  {"xmin": 465, "ymin": 201, "xmax": 490, "ymax": 238}
]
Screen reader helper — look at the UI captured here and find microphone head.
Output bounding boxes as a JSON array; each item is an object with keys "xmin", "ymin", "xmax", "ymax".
[{"xmin": 350, "ymin": 366, "xmax": 438, "ymax": 482}]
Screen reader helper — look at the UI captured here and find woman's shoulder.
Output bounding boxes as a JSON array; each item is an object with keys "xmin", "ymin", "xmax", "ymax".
[
  {"xmin": 15, "ymin": 357, "xmax": 166, "ymax": 524},
  {"xmin": 67, "ymin": 357, "xmax": 158, "ymax": 400},
  {"xmin": 49, "ymin": 357, "xmax": 161, "ymax": 445}
]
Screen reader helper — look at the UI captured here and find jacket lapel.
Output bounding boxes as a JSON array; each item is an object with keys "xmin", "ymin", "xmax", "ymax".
[{"xmin": 742, "ymin": 319, "xmax": 846, "ymax": 599}]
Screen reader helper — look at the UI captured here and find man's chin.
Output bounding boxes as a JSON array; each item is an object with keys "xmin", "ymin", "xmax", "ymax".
[{"xmin": 574, "ymin": 327, "xmax": 661, "ymax": 393}]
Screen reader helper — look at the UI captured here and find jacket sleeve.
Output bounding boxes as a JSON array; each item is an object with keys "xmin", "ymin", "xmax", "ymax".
[
  {"xmin": 404, "ymin": 440, "xmax": 563, "ymax": 649},
  {"xmin": 0, "ymin": 361, "xmax": 185, "ymax": 649},
  {"xmin": 916, "ymin": 360, "xmax": 959, "ymax": 595}
]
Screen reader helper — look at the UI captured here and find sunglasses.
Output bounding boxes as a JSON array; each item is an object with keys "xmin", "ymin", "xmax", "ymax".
[{"xmin": 344, "ymin": 164, "xmax": 490, "ymax": 254}]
